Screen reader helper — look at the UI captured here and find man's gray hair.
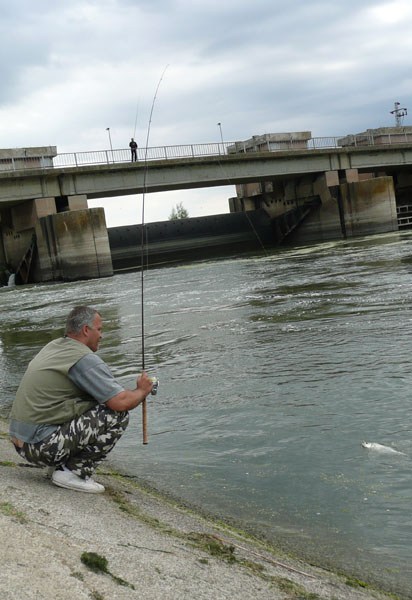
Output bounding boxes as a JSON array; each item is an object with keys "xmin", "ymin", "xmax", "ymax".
[{"xmin": 65, "ymin": 306, "xmax": 100, "ymax": 335}]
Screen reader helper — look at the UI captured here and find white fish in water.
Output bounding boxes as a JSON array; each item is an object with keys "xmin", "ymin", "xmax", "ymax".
[{"xmin": 361, "ymin": 441, "xmax": 405, "ymax": 455}]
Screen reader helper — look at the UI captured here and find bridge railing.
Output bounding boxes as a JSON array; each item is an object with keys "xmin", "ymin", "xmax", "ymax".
[
  {"xmin": 52, "ymin": 142, "xmax": 227, "ymax": 168},
  {"xmin": 2, "ymin": 133, "xmax": 412, "ymax": 173}
]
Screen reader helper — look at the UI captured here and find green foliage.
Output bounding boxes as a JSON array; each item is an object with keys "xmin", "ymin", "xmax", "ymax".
[
  {"xmin": 169, "ymin": 202, "xmax": 189, "ymax": 220},
  {"xmin": 81, "ymin": 552, "xmax": 109, "ymax": 574},
  {"xmin": 81, "ymin": 552, "xmax": 135, "ymax": 590},
  {"xmin": 345, "ymin": 576, "xmax": 369, "ymax": 588},
  {"xmin": 188, "ymin": 533, "xmax": 236, "ymax": 563},
  {"xmin": 272, "ymin": 577, "xmax": 320, "ymax": 599},
  {"xmin": 0, "ymin": 501, "xmax": 27, "ymax": 523}
]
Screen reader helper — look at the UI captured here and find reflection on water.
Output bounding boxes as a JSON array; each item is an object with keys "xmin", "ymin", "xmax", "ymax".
[{"xmin": 2, "ymin": 231, "xmax": 412, "ymax": 596}]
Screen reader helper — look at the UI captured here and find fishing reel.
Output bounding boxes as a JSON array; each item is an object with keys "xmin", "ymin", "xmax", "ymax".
[{"xmin": 149, "ymin": 377, "xmax": 159, "ymax": 395}]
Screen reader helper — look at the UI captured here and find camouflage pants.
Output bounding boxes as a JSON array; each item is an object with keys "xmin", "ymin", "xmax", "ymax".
[{"xmin": 17, "ymin": 405, "xmax": 129, "ymax": 479}]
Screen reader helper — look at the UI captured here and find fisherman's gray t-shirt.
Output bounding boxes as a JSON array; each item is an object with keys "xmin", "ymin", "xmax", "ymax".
[
  {"xmin": 9, "ymin": 353, "xmax": 124, "ymax": 443},
  {"xmin": 69, "ymin": 353, "xmax": 124, "ymax": 402}
]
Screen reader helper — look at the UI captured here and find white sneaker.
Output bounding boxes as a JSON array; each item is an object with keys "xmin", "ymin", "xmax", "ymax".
[{"xmin": 52, "ymin": 469, "xmax": 105, "ymax": 493}]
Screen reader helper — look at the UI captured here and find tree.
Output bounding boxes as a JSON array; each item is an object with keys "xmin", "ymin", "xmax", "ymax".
[{"xmin": 169, "ymin": 202, "xmax": 189, "ymax": 220}]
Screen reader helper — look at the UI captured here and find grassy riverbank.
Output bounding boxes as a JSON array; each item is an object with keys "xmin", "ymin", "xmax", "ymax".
[{"xmin": 0, "ymin": 417, "xmax": 403, "ymax": 600}]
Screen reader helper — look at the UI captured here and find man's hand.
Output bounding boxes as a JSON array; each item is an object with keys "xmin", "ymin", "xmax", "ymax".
[
  {"xmin": 105, "ymin": 371, "xmax": 154, "ymax": 412},
  {"xmin": 136, "ymin": 371, "xmax": 154, "ymax": 396}
]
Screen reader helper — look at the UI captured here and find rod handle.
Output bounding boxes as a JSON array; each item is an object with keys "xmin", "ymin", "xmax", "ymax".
[{"xmin": 142, "ymin": 398, "xmax": 148, "ymax": 444}]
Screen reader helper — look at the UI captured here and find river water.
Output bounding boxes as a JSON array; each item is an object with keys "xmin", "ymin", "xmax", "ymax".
[{"xmin": 1, "ymin": 231, "xmax": 412, "ymax": 596}]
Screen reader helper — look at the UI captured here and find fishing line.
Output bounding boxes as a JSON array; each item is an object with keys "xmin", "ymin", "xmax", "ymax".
[{"xmin": 139, "ymin": 65, "xmax": 169, "ymax": 444}]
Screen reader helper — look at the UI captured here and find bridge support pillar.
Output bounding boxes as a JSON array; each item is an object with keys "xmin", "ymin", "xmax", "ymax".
[
  {"xmin": 300, "ymin": 171, "xmax": 344, "ymax": 241},
  {"xmin": 35, "ymin": 207, "xmax": 113, "ymax": 282},
  {"xmin": 340, "ymin": 176, "xmax": 397, "ymax": 236},
  {"xmin": 67, "ymin": 194, "xmax": 87, "ymax": 210},
  {"xmin": 293, "ymin": 171, "xmax": 397, "ymax": 243},
  {"xmin": 1, "ymin": 198, "xmax": 56, "ymax": 283},
  {"xmin": 1, "ymin": 196, "xmax": 113, "ymax": 283}
]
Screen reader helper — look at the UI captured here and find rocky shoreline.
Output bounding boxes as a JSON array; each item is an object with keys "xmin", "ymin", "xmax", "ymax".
[{"xmin": 0, "ymin": 417, "xmax": 403, "ymax": 600}]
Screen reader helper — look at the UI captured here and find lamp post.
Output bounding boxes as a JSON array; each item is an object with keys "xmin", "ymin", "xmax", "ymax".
[
  {"xmin": 106, "ymin": 127, "xmax": 113, "ymax": 162},
  {"xmin": 217, "ymin": 122, "xmax": 225, "ymax": 154}
]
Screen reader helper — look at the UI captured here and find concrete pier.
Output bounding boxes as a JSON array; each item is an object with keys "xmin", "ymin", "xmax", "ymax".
[
  {"xmin": 1, "ymin": 204, "xmax": 113, "ymax": 283},
  {"xmin": 36, "ymin": 208, "xmax": 113, "ymax": 281}
]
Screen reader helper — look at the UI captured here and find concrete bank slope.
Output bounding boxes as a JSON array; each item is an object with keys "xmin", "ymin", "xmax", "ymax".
[{"xmin": 0, "ymin": 419, "xmax": 399, "ymax": 600}]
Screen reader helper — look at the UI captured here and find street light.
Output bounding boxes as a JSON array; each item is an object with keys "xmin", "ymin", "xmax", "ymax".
[
  {"xmin": 217, "ymin": 122, "xmax": 225, "ymax": 154},
  {"xmin": 106, "ymin": 127, "xmax": 113, "ymax": 162}
]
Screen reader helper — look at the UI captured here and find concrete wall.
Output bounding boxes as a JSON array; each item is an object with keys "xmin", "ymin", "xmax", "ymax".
[
  {"xmin": 232, "ymin": 176, "xmax": 318, "ymax": 219},
  {"xmin": 12, "ymin": 197, "xmax": 56, "ymax": 231},
  {"xmin": 0, "ymin": 146, "xmax": 57, "ymax": 171},
  {"xmin": 36, "ymin": 208, "xmax": 113, "ymax": 281},
  {"xmin": 292, "ymin": 173, "xmax": 343, "ymax": 243},
  {"xmin": 1, "ymin": 196, "xmax": 112, "ymax": 283},
  {"xmin": 67, "ymin": 195, "xmax": 88, "ymax": 211},
  {"xmin": 338, "ymin": 127, "xmax": 412, "ymax": 147},
  {"xmin": 108, "ymin": 210, "xmax": 274, "ymax": 271},
  {"xmin": 228, "ymin": 131, "xmax": 312, "ymax": 153},
  {"xmin": 1, "ymin": 227, "xmax": 33, "ymax": 275},
  {"xmin": 1, "ymin": 197, "xmax": 58, "ymax": 276},
  {"xmin": 340, "ymin": 176, "xmax": 397, "ymax": 236},
  {"xmin": 288, "ymin": 175, "xmax": 397, "ymax": 244},
  {"xmin": 232, "ymin": 166, "xmax": 398, "ymax": 245}
]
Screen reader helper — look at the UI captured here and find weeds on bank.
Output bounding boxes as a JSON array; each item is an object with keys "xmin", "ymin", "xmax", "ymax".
[
  {"xmin": 106, "ymin": 488, "xmax": 312, "ymax": 595},
  {"xmin": 90, "ymin": 591, "xmax": 105, "ymax": 600},
  {"xmin": 345, "ymin": 576, "xmax": 368, "ymax": 588},
  {"xmin": 105, "ymin": 487, "xmax": 176, "ymax": 535},
  {"xmin": 187, "ymin": 532, "xmax": 321, "ymax": 599},
  {"xmin": 188, "ymin": 532, "xmax": 236, "ymax": 563},
  {"xmin": 0, "ymin": 501, "xmax": 27, "ymax": 523},
  {"xmin": 273, "ymin": 577, "xmax": 321, "ymax": 599},
  {"xmin": 90, "ymin": 592, "xmax": 105, "ymax": 600},
  {"xmin": 345, "ymin": 578, "xmax": 400, "ymax": 599},
  {"xmin": 81, "ymin": 551, "xmax": 135, "ymax": 590},
  {"xmin": 0, "ymin": 460, "xmax": 15, "ymax": 467},
  {"xmin": 104, "ymin": 483, "xmax": 395, "ymax": 600}
]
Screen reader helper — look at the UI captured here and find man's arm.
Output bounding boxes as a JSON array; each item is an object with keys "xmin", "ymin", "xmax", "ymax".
[
  {"xmin": 69, "ymin": 355, "xmax": 153, "ymax": 412},
  {"xmin": 105, "ymin": 372, "xmax": 153, "ymax": 411}
]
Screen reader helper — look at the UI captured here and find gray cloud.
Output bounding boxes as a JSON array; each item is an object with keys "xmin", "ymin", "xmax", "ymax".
[{"xmin": 1, "ymin": 0, "xmax": 411, "ymax": 222}]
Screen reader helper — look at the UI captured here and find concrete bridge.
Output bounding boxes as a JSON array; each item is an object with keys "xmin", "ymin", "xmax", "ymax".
[
  {"xmin": 1, "ymin": 130, "xmax": 412, "ymax": 283},
  {"xmin": 1, "ymin": 138, "xmax": 412, "ymax": 204}
]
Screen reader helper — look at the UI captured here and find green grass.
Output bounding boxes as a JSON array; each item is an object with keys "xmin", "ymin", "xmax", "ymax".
[{"xmin": 0, "ymin": 501, "xmax": 27, "ymax": 523}]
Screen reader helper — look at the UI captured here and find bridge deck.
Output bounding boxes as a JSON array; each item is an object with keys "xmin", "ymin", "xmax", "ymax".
[{"xmin": 1, "ymin": 137, "xmax": 412, "ymax": 207}]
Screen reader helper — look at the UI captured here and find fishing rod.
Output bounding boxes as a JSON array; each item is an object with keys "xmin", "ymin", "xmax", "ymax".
[
  {"xmin": 139, "ymin": 65, "xmax": 169, "ymax": 444},
  {"xmin": 133, "ymin": 99, "xmax": 139, "ymax": 140}
]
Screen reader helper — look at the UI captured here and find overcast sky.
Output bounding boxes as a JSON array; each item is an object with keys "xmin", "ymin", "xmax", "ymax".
[{"xmin": 1, "ymin": 0, "xmax": 411, "ymax": 226}]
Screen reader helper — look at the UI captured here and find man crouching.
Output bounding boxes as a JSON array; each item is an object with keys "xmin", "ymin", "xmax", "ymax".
[{"xmin": 9, "ymin": 305, "xmax": 153, "ymax": 493}]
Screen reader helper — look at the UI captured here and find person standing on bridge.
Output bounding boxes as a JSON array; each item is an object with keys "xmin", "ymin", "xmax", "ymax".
[{"xmin": 129, "ymin": 138, "xmax": 138, "ymax": 161}]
